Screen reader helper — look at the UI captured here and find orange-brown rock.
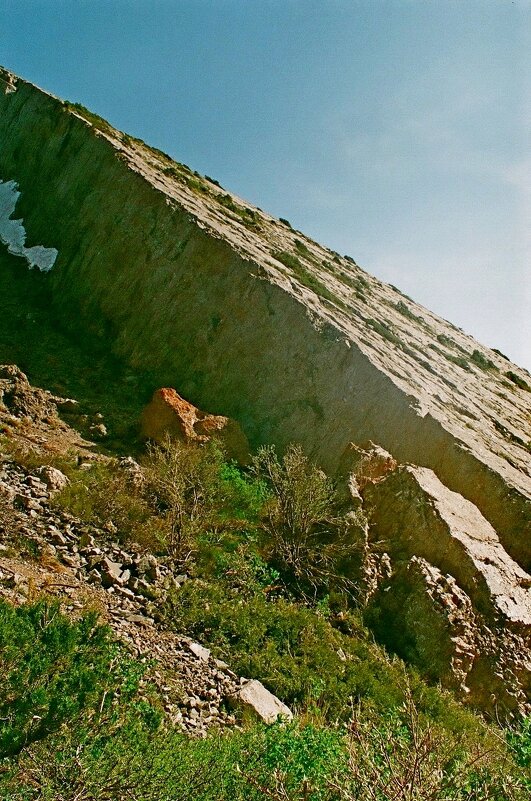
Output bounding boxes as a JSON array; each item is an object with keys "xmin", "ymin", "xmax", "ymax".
[{"xmin": 141, "ymin": 388, "xmax": 250, "ymax": 464}]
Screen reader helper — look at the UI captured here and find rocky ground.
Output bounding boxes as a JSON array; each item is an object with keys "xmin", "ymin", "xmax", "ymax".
[
  {"xmin": 1, "ymin": 363, "xmax": 529, "ymax": 723},
  {"xmin": 0, "ymin": 365, "xmax": 290, "ymax": 736}
]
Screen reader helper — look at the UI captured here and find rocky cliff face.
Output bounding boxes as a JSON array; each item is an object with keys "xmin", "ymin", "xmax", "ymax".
[
  {"xmin": 0, "ymin": 66, "xmax": 529, "ymax": 713},
  {"xmin": 362, "ymin": 461, "xmax": 530, "ymax": 714}
]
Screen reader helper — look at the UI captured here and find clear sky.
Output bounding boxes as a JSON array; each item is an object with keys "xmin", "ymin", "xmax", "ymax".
[{"xmin": 2, "ymin": 0, "xmax": 530, "ymax": 369}]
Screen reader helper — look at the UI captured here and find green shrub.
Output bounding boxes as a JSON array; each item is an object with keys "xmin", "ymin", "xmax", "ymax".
[
  {"xmin": 507, "ymin": 717, "xmax": 531, "ymax": 773},
  {"xmin": 53, "ymin": 461, "xmax": 156, "ymax": 545},
  {"xmin": 3, "ymin": 715, "xmax": 348, "ymax": 801},
  {"xmin": 471, "ymin": 349, "xmax": 497, "ymax": 371},
  {"xmin": 295, "ymin": 239, "xmax": 312, "ymax": 257},
  {"xmin": 342, "ymin": 694, "xmax": 528, "ymax": 801},
  {"xmin": 437, "ymin": 333, "xmax": 458, "ymax": 349},
  {"xmin": 0, "ymin": 599, "xmax": 140, "ymax": 758},
  {"xmin": 251, "ymin": 445, "xmax": 361, "ymax": 598},
  {"xmin": 0, "ymin": 598, "xmax": 525, "ymax": 800},
  {"xmin": 240, "ymin": 721, "xmax": 347, "ymax": 801},
  {"xmin": 395, "ymin": 300, "xmax": 423, "ymax": 323},
  {"xmin": 367, "ymin": 318, "xmax": 403, "ymax": 348},
  {"xmin": 505, "ymin": 371, "xmax": 531, "ymax": 392},
  {"xmin": 64, "ymin": 102, "xmax": 113, "ymax": 135},
  {"xmin": 444, "ymin": 352, "xmax": 471, "ymax": 371},
  {"xmin": 273, "ymin": 249, "xmax": 304, "ymax": 272}
]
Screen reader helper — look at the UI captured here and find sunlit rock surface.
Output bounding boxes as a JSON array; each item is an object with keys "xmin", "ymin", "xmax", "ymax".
[{"xmin": 0, "ymin": 63, "xmax": 529, "ymax": 703}]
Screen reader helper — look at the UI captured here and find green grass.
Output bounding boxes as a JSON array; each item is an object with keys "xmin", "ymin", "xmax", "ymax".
[
  {"xmin": 272, "ymin": 251, "xmax": 343, "ymax": 306},
  {"xmin": 505, "ymin": 371, "xmax": 531, "ymax": 392}
]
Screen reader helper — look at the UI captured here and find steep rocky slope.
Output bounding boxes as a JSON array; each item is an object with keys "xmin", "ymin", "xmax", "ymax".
[
  {"xmin": 0, "ymin": 66, "xmax": 529, "ymax": 571},
  {"xmin": 0, "ymin": 67, "xmax": 529, "ymax": 714}
]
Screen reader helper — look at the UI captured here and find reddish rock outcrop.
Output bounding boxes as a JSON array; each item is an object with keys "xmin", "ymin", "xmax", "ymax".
[
  {"xmin": 141, "ymin": 388, "xmax": 250, "ymax": 464},
  {"xmin": 339, "ymin": 441, "xmax": 398, "ymax": 490}
]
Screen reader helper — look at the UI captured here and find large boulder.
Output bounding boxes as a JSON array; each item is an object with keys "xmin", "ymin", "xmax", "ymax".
[
  {"xmin": 229, "ymin": 679, "xmax": 293, "ymax": 724},
  {"xmin": 34, "ymin": 465, "xmax": 70, "ymax": 494},
  {"xmin": 141, "ymin": 388, "xmax": 250, "ymax": 464}
]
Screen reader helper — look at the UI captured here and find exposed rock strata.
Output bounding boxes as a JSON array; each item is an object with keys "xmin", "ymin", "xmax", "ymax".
[
  {"xmin": 0, "ymin": 67, "xmax": 528, "ymax": 573},
  {"xmin": 364, "ymin": 465, "xmax": 531, "ymax": 716}
]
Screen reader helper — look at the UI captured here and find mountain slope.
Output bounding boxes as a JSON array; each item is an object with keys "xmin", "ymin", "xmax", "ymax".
[{"xmin": 0, "ymin": 65, "xmax": 529, "ymax": 575}]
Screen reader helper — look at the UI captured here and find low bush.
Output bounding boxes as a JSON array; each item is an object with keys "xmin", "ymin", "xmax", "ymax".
[
  {"xmin": 0, "ymin": 599, "xmax": 142, "ymax": 758},
  {"xmin": 53, "ymin": 461, "xmax": 156, "ymax": 544},
  {"xmin": 5, "ymin": 441, "xmax": 528, "ymax": 799},
  {"xmin": 470, "ymin": 349, "xmax": 497, "ymax": 371},
  {"xmin": 0, "ymin": 596, "xmax": 528, "ymax": 799},
  {"xmin": 505, "ymin": 371, "xmax": 531, "ymax": 392},
  {"xmin": 252, "ymin": 444, "xmax": 361, "ymax": 598}
]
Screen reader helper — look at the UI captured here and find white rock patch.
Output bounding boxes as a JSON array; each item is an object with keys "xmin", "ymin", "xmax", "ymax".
[{"xmin": 0, "ymin": 179, "xmax": 58, "ymax": 272}]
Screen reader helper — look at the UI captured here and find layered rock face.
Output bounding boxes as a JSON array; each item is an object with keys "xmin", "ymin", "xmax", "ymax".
[
  {"xmin": 0, "ymin": 66, "xmax": 529, "ymax": 573},
  {"xmin": 362, "ymin": 462, "xmax": 531, "ymax": 716},
  {"xmin": 0, "ymin": 67, "xmax": 529, "ymax": 712}
]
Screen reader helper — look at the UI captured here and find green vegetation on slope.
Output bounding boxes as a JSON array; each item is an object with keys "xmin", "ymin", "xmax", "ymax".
[
  {"xmin": 0, "ymin": 443, "xmax": 530, "ymax": 801},
  {"xmin": 1, "ymin": 438, "xmax": 530, "ymax": 798},
  {"xmin": 1, "ymin": 597, "xmax": 529, "ymax": 800}
]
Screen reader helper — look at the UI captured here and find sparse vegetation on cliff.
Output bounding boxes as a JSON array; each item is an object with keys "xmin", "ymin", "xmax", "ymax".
[
  {"xmin": 505, "ymin": 371, "xmax": 531, "ymax": 392},
  {"xmin": 1, "ymin": 72, "xmax": 530, "ymax": 800}
]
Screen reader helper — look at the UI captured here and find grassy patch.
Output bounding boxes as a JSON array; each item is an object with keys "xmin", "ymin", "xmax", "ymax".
[
  {"xmin": 366, "ymin": 319, "xmax": 403, "ymax": 348},
  {"xmin": 505, "ymin": 371, "xmax": 531, "ymax": 392},
  {"xmin": 64, "ymin": 102, "xmax": 114, "ymax": 136},
  {"xmin": 395, "ymin": 300, "xmax": 423, "ymax": 324},
  {"xmin": 272, "ymin": 251, "xmax": 342, "ymax": 306},
  {"xmin": 471, "ymin": 349, "xmax": 497, "ymax": 371},
  {"xmin": 214, "ymin": 193, "xmax": 261, "ymax": 229}
]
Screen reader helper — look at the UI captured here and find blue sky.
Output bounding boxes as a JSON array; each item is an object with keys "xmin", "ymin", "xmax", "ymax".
[{"xmin": 2, "ymin": 0, "xmax": 530, "ymax": 368}]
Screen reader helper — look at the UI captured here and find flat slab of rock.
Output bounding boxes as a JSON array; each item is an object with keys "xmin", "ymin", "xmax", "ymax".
[
  {"xmin": 141, "ymin": 388, "xmax": 250, "ymax": 464},
  {"xmin": 365, "ymin": 465, "xmax": 531, "ymax": 627},
  {"xmin": 187, "ymin": 641, "xmax": 211, "ymax": 662},
  {"xmin": 229, "ymin": 679, "xmax": 293, "ymax": 724}
]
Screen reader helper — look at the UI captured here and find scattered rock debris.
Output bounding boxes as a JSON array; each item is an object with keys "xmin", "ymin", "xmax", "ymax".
[{"xmin": 0, "ymin": 455, "xmax": 290, "ymax": 736}]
